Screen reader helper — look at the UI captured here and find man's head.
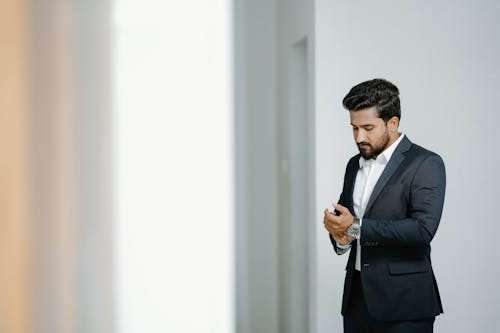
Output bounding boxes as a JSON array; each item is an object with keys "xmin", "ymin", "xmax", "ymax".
[{"xmin": 342, "ymin": 79, "xmax": 401, "ymax": 160}]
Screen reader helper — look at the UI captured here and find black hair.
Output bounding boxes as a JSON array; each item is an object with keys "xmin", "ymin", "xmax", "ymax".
[{"xmin": 342, "ymin": 78, "xmax": 401, "ymax": 123}]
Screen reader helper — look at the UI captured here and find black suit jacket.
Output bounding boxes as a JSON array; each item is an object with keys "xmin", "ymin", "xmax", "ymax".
[{"xmin": 331, "ymin": 136, "xmax": 445, "ymax": 321}]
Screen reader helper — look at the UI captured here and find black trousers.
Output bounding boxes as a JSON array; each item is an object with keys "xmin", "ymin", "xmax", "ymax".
[{"xmin": 344, "ymin": 271, "xmax": 435, "ymax": 333}]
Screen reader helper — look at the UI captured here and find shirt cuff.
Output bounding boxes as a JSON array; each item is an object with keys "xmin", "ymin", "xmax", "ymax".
[{"xmin": 336, "ymin": 242, "xmax": 351, "ymax": 250}]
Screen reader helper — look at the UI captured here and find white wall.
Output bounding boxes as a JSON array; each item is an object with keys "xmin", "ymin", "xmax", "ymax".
[
  {"xmin": 276, "ymin": 1, "xmax": 315, "ymax": 332},
  {"xmin": 315, "ymin": 1, "xmax": 500, "ymax": 332},
  {"xmin": 234, "ymin": 0, "xmax": 314, "ymax": 332},
  {"xmin": 234, "ymin": 1, "xmax": 279, "ymax": 331}
]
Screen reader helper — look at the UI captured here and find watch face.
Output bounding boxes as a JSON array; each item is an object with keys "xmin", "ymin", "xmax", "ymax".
[{"xmin": 348, "ymin": 224, "xmax": 360, "ymax": 238}]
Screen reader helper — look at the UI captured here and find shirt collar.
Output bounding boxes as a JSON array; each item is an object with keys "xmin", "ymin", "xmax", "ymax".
[{"xmin": 359, "ymin": 133, "xmax": 405, "ymax": 168}]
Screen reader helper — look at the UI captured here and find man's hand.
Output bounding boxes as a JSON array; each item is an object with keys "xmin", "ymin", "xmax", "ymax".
[{"xmin": 323, "ymin": 203, "xmax": 355, "ymax": 246}]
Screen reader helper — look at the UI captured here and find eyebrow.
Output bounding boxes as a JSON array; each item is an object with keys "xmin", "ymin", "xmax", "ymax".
[{"xmin": 350, "ymin": 123, "xmax": 375, "ymax": 127}]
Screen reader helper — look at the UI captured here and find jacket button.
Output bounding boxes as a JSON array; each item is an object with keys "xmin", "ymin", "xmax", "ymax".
[{"xmin": 363, "ymin": 263, "xmax": 370, "ymax": 268}]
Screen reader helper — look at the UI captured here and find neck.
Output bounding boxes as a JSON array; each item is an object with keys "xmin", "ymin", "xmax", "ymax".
[
  {"xmin": 388, "ymin": 131, "xmax": 401, "ymax": 147},
  {"xmin": 372, "ymin": 132, "xmax": 401, "ymax": 160}
]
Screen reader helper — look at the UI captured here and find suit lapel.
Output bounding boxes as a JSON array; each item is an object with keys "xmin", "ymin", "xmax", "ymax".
[
  {"xmin": 345, "ymin": 158, "xmax": 360, "ymax": 213},
  {"xmin": 364, "ymin": 136, "xmax": 412, "ymax": 215}
]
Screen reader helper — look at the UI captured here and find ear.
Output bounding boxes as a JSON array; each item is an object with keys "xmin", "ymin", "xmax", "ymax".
[{"xmin": 388, "ymin": 116, "xmax": 399, "ymax": 133}]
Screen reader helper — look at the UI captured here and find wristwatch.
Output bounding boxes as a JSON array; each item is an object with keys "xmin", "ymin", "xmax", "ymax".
[{"xmin": 347, "ymin": 217, "xmax": 361, "ymax": 239}]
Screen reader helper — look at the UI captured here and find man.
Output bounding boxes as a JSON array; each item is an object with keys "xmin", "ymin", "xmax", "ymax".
[{"xmin": 323, "ymin": 78, "xmax": 445, "ymax": 333}]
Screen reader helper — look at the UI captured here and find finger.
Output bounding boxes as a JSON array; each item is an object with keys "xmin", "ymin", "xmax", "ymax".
[
  {"xmin": 324, "ymin": 219, "xmax": 337, "ymax": 231},
  {"xmin": 326, "ymin": 221, "xmax": 344, "ymax": 235},
  {"xmin": 328, "ymin": 214, "xmax": 342, "ymax": 224},
  {"xmin": 325, "ymin": 213, "xmax": 340, "ymax": 224}
]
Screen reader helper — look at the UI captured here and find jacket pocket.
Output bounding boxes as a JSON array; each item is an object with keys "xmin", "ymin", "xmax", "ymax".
[{"xmin": 388, "ymin": 260, "xmax": 429, "ymax": 275}]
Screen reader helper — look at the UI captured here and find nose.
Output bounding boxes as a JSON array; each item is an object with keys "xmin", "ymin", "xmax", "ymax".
[{"xmin": 355, "ymin": 130, "xmax": 366, "ymax": 143}]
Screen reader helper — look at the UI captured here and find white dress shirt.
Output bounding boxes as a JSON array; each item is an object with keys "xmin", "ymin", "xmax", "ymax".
[{"xmin": 337, "ymin": 133, "xmax": 405, "ymax": 271}]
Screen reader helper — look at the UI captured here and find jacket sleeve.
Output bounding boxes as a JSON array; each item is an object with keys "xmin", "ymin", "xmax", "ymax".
[
  {"xmin": 329, "ymin": 158, "xmax": 355, "ymax": 255},
  {"xmin": 360, "ymin": 154, "xmax": 446, "ymax": 247}
]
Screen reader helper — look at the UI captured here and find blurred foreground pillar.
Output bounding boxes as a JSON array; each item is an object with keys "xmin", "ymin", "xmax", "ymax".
[
  {"xmin": 28, "ymin": 0, "xmax": 113, "ymax": 332},
  {"xmin": 0, "ymin": 0, "xmax": 112, "ymax": 331},
  {"xmin": 0, "ymin": 0, "xmax": 32, "ymax": 332}
]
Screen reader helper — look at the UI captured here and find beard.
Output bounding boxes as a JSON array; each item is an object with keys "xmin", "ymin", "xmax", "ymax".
[{"xmin": 357, "ymin": 130, "xmax": 390, "ymax": 160}]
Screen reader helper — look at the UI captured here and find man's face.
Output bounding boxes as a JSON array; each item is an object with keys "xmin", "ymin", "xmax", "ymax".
[{"xmin": 349, "ymin": 107, "xmax": 391, "ymax": 160}]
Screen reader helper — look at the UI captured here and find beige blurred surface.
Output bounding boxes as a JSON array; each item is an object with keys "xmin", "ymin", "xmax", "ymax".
[
  {"xmin": 0, "ymin": 0, "xmax": 113, "ymax": 332},
  {"xmin": 0, "ymin": 0, "xmax": 32, "ymax": 331}
]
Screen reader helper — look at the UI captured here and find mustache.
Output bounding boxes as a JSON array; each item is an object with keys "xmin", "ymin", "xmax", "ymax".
[{"xmin": 357, "ymin": 142, "xmax": 372, "ymax": 148}]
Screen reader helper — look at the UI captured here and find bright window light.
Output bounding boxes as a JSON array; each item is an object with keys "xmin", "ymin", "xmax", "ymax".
[{"xmin": 112, "ymin": 1, "xmax": 234, "ymax": 332}]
